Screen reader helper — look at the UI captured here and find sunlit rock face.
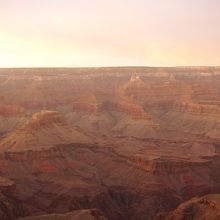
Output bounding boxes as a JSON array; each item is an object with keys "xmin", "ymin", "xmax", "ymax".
[{"xmin": 0, "ymin": 67, "xmax": 220, "ymax": 219}]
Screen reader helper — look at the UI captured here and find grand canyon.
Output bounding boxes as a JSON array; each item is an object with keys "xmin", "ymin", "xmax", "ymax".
[{"xmin": 0, "ymin": 67, "xmax": 220, "ymax": 219}]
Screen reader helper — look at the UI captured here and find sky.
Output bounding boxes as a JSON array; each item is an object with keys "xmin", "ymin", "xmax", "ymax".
[{"xmin": 0, "ymin": 0, "xmax": 220, "ymax": 67}]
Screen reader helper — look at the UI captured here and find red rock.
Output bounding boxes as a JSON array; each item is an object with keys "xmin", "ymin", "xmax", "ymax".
[
  {"xmin": 39, "ymin": 163, "xmax": 58, "ymax": 173},
  {"xmin": 0, "ymin": 105, "xmax": 24, "ymax": 117},
  {"xmin": 0, "ymin": 68, "xmax": 220, "ymax": 220}
]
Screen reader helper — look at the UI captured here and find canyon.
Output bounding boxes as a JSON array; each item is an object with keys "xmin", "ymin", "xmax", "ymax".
[{"xmin": 0, "ymin": 67, "xmax": 220, "ymax": 219}]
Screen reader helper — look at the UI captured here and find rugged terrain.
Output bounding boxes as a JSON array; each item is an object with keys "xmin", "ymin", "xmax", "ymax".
[
  {"xmin": 155, "ymin": 194, "xmax": 220, "ymax": 220},
  {"xmin": 0, "ymin": 67, "xmax": 220, "ymax": 219}
]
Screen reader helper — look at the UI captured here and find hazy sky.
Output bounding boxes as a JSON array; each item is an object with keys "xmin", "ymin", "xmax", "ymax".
[{"xmin": 0, "ymin": 0, "xmax": 220, "ymax": 67}]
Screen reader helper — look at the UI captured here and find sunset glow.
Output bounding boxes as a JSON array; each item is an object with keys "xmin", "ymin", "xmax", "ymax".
[{"xmin": 0, "ymin": 0, "xmax": 220, "ymax": 67}]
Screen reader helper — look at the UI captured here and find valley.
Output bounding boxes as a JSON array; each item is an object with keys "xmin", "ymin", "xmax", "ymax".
[{"xmin": 0, "ymin": 67, "xmax": 220, "ymax": 219}]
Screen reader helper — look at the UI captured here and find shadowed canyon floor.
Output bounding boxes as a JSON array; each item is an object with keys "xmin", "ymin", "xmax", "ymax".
[{"xmin": 0, "ymin": 67, "xmax": 220, "ymax": 219}]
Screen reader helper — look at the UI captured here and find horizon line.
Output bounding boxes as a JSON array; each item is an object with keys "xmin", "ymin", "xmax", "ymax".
[{"xmin": 0, "ymin": 65, "xmax": 220, "ymax": 69}]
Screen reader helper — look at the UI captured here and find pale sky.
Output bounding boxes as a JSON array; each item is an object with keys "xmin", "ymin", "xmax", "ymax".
[{"xmin": 0, "ymin": 0, "xmax": 220, "ymax": 67}]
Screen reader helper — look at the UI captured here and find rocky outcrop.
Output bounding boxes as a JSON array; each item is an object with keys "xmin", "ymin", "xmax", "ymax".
[
  {"xmin": 0, "ymin": 111, "xmax": 92, "ymax": 152},
  {"xmin": 155, "ymin": 194, "xmax": 220, "ymax": 220}
]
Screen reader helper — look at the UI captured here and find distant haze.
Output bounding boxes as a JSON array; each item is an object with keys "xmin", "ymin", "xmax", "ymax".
[{"xmin": 0, "ymin": 0, "xmax": 220, "ymax": 67}]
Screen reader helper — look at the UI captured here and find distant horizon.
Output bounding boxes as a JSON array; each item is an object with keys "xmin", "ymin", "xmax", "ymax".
[
  {"xmin": 0, "ymin": 65, "xmax": 220, "ymax": 69},
  {"xmin": 1, "ymin": 0, "xmax": 220, "ymax": 67}
]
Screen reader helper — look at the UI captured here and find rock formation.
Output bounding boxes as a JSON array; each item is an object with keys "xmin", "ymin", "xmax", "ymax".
[
  {"xmin": 155, "ymin": 194, "xmax": 220, "ymax": 220},
  {"xmin": 0, "ymin": 67, "xmax": 220, "ymax": 219}
]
